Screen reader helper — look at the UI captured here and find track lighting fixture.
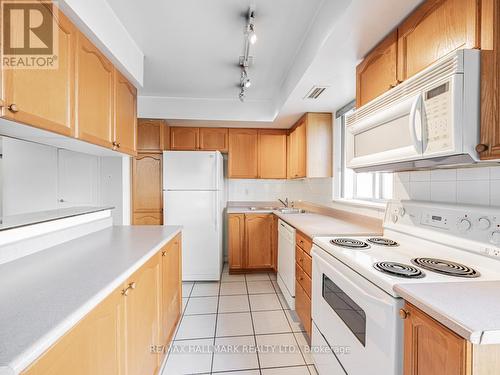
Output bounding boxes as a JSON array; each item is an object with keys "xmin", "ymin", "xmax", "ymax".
[
  {"xmin": 248, "ymin": 24, "xmax": 257, "ymax": 45},
  {"xmin": 238, "ymin": 7, "xmax": 256, "ymax": 102}
]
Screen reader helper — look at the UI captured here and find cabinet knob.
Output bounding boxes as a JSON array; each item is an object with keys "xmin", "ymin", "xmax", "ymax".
[
  {"xmin": 399, "ymin": 309, "xmax": 410, "ymax": 320},
  {"xmin": 8, "ymin": 103, "xmax": 19, "ymax": 113},
  {"xmin": 475, "ymin": 144, "xmax": 489, "ymax": 153},
  {"xmin": 122, "ymin": 281, "xmax": 136, "ymax": 296},
  {"xmin": 162, "ymin": 250, "xmax": 167, "ymax": 256}
]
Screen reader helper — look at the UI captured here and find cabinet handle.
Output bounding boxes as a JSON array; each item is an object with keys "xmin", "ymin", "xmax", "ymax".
[
  {"xmin": 8, "ymin": 103, "xmax": 19, "ymax": 113},
  {"xmin": 162, "ymin": 250, "xmax": 167, "ymax": 256},
  {"xmin": 475, "ymin": 144, "xmax": 489, "ymax": 153},
  {"xmin": 122, "ymin": 281, "xmax": 137, "ymax": 296},
  {"xmin": 399, "ymin": 309, "xmax": 410, "ymax": 320}
]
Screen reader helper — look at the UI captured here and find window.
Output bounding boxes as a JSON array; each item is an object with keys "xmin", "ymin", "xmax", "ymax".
[{"xmin": 334, "ymin": 103, "xmax": 393, "ymax": 203}]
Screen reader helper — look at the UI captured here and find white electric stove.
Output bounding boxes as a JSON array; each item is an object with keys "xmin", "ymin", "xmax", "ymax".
[{"xmin": 311, "ymin": 200, "xmax": 500, "ymax": 375}]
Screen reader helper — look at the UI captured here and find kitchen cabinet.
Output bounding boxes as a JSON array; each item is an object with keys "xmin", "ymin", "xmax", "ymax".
[
  {"xmin": 356, "ymin": 31, "xmax": 398, "ymax": 108},
  {"xmin": 258, "ymin": 130, "xmax": 288, "ymax": 179},
  {"xmin": 170, "ymin": 127, "xmax": 199, "ymax": 150},
  {"xmin": 75, "ymin": 32, "xmax": 114, "ymax": 149},
  {"xmin": 228, "ymin": 129, "xmax": 259, "ymax": 178},
  {"xmin": 295, "ymin": 279, "xmax": 312, "ymax": 339},
  {"xmin": 137, "ymin": 119, "xmax": 167, "ymax": 152},
  {"xmin": 228, "ymin": 213, "xmax": 275, "ymax": 272},
  {"xmin": 21, "ymin": 235, "xmax": 183, "ymax": 375},
  {"xmin": 199, "ymin": 128, "xmax": 229, "ymax": 152},
  {"xmin": 132, "ymin": 154, "xmax": 163, "ymax": 225},
  {"xmin": 125, "ymin": 253, "xmax": 161, "ymax": 375},
  {"xmin": 113, "ymin": 70, "xmax": 137, "ymax": 155},
  {"xmin": 160, "ymin": 234, "xmax": 182, "ymax": 349},
  {"xmin": 397, "ymin": 0, "xmax": 480, "ymax": 81},
  {"xmin": 295, "ymin": 231, "xmax": 312, "ymax": 338},
  {"xmin": 288, "ymin": 113, "xmax": 332, "ymax": 179},
  {"xmin": 2, "ymin": 10, "xmax": 77, "ymax": 137},
  {"xmin": 478, "ymin": 0, "xmax": 500, "ymax": 160}
]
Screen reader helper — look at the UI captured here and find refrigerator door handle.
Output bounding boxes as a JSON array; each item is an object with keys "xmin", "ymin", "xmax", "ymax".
[{"xmin": 214, "ymin": 191, "xmax": 218, "ymax": 232}]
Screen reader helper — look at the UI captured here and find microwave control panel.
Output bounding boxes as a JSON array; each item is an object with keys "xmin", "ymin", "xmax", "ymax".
[{"xmin": 423, "ymin": 81, "xmax": 453, "ymax": 153}]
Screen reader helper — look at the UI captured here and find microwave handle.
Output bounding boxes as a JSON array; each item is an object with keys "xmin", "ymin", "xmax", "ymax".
[{"xmin": 409, "ymin": 95, "xmax": 424, "ymax": 154}]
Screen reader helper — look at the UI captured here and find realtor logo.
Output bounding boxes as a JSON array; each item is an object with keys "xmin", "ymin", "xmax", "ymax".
[{"xmin": 1, "ymin": 0, "xmax": 58, "ymax": 69}]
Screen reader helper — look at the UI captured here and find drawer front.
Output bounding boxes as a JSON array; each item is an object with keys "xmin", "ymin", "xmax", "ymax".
[
  {"xmin": 296, "ymin": 262, "xmax": 312, "ymax": 298},
  {"xmin": 295, "ymin": 246, "xmax": 304, "ymax": 266},
  {"xmin": 296, "ymin": 231, "xmax": 312, "ymax": 254},
  {"xmin": 301, "ymin": 250, "xmax": 312, "ymax": 278},
  {"xmin": 295, "ymin": 280, "xmax": 312, "ymax": 337}
]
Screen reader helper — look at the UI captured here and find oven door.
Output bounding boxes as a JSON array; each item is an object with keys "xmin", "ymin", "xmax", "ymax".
[{"xmin": 311, "ymin": 245, "xmax": 403, "ymax": 375}]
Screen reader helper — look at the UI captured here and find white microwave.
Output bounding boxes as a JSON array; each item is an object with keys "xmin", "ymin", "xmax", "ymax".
[{"xmin": 346, "ymin": 49, "xmax": 480, "ymax": 172}]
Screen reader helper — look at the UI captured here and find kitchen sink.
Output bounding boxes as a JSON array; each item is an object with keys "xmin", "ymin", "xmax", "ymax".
[{"xmin": 277, "ymin": 208, "xmax": 307, "ymax": 214}]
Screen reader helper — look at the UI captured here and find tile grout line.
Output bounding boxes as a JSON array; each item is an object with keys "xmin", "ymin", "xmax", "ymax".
[
  {"xmin": 245, "ymin": 272, "xmax": 263, "ymax": 375},
  {"xmin": 209, "ymin": 271, "xmax": 224, "ymax": 374}
]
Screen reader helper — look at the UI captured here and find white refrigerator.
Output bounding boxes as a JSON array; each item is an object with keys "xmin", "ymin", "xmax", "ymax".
[{"xmin": 163, "ymin": 151, "xmax": 224, "ymax": 281}]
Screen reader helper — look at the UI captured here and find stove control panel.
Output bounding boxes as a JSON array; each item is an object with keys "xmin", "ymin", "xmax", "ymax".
[{"xmin": 385, "ymin": 201, "xmax": 500, "ymax": 258}]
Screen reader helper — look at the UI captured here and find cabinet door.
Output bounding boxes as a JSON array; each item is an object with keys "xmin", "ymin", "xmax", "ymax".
[
  {"xmin": 161, "ymin": 234, "xmax": 182, "ymax": 348},
  {"xmin": 295, "ymin": 280, "xmax": 312, "ymax": 338},
  {"xmin": 402, "ymin": 303, "xmax": 471, "ymax": 375},
  {"xmin": 244, "ymin": 214, "xmax": 273, "ymax": 269},
  {"xmin": 228, "ymin": 129, "xmax": 258, "ymax": 178},
  {"xmin": 258, "ymin": 130, "xmax": 287, "ymax": 179},
  {"xmin": 289, "ymin": 120, "xmax": 306, "ymax": 179},
  {"xmin": 356, "ymin": 31, "xmax": 398, "ymax": 107},
  {"xmin": 76, "ymin": 32, "xmax": 114, "ymax": 149},
  {"xmin": 22, "ymin": 288, "xmax": 125, "ymax": 375},
  {"xmin": 125, "ymin": 253, "xmax": 161, "ymax": 375},
  {"xmin": 199, "ymin": 128, "xmax": 228, "ymax": 152},
  {"xmin": 228, "ymin": 214, "xmax": 245, "ymax": 271},
  {"xmin": 3, "ymin": 8, "xmax": 76, "ymax": 137},
  {"xmin": 397, "ymin": 0, "xmax": 480, "ymax": 81},
  {"xmin": 170, "ymin": 127, "xmax": 199, "ymax": 150},
  {"xmin": 132, "ymin": 154, "xmax": 162, "ymax": 213},
  {"xmin": 137, "ymin": 119, "xmax": 165, "ymax": 152},
  {"xmin": 114, "ymin": 69, "xmax": 137, "ymax": 156},
  {"xmin": 133, "ymin": 212, "xmax": 162, "ymax": 225}
]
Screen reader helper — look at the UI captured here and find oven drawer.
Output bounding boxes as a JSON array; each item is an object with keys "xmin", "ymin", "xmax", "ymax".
[
  {"xmin": 295, "ymin": 280, "xmax": 311, "ymax": 337},
  {"xmin": 312, "ymin": 322, "xmax": 347, "ymax": 375},
  {"xmin": 296, "ymin": 231, "xmax": 312, "ymax": 254},
  {"xmin": 296, "ymin": 262, "xmax": 311, "ymax": 297}
]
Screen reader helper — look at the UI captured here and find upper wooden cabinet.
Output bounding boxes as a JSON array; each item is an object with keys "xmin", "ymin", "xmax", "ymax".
[
  {"xmin": 170, "ymin": 127, "xmax": 199, "ymax": 150},
  {"xmin": 2, "ymin": 10, "xmax": 77, "ymax": 137},
  {"xmin": 75, "ymin": 32, "xmax": 114, "ymax": 149},
  {"xmin": 137, "ymin": 119, "xmax": 166, "ymax": 152},
  {"xmin": 397, "ymin": 0, "xmax": 480, "ymax": 81},
  {"xmin": 288, "ymin": 113, "xmax": 332, "ymax": 179},
  {"xmin": 228, "ymin": 129, "xmax": 259, "ymax": 178},
  {"xmin": 199, "ymin": 128, "xmax": 229, "ymax": 151},
  {"xmin": 258, "ymin": 130, "xmax": 287, "ymax": 179},
  {"xmin": 114, "ymin": 70, "xmax": 137, "ymax": 155},
  {"xmin": 356, "ymin": 31, "xmax": 398, "ymax": 107},
  {"xmin": 132, "ymin": 153, "xmax": 163, "ymax": 214}
]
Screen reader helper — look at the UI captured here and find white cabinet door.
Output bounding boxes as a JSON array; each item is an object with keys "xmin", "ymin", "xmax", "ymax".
[{"xmin": 57, "ymin": 150, "xmax": 99, "ymax": 207}]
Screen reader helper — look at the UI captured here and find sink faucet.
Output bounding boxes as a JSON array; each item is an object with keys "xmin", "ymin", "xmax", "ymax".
[{"xmin": 278, "ymin": 198, "xmax": 289, "ymax": 208}]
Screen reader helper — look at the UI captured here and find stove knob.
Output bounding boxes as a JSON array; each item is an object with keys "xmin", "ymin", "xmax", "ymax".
[
  {"xmin": 457, "ymin": 218, "xmax": 472, "ymax": 232},
  {"xmin": 490, "ymin": 231, "xmax": 500, "ymax": 246},
  {"xmin": 392, "ymin": 214, "xmax": 399, "ymax": 223},
  {"xmin": 399, "ymin": 208, "xmax": 406, "ymax": 217},
  {"xmin": 477, "ymin": 217, "xmax": 492, "ymax": 231}
]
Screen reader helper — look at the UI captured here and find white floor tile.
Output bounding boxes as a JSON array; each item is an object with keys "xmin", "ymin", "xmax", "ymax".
[
  {"xmin": 184, "ymin": 296, "xmax": 218, "ymax": 315},
  {"xmin": 268, "ymin": 272, "xmax": 277, "ymax": 281},
  {"xmin": 220, "ymin": 281, "xmax": 247, "ymax": 296},
  {"xmin": 247, "ymin": 280, "xmax": 275, "ymax": 294},
  {"xmin": 175, "ymin": 314, "xmax": 216, "ymax": 340},
  {"xmin": 213, "ymin": 371, "xmax": 260, "ymax": 375},
  {"xmin": 294, "ymin": 332, "xmax": 314, "ymax": 364},
  {"xmin": 191, "ymin": 282, "xmax": 220, "ymax": 297},
  {"xmin": 182, "ymin": 282, "xmax": 194, "ymax": 297},
  {"xmin": 252, "ymin": 310, "xmax": 291, "ymax": 334},
  {"xmin": 219, "ymin": 295, "xmax": 250, "ymax": 313},
  {"xmin": 212, "ymin": 335, "xmax": 259, "ymax": 372},
  {"xmin": 163, "ymin": 338, "xmax": 213, "ymax": 375},
  {"xmin": 245, "ymin": 273, "xmax": 271, "ymax": 281},
  {"xmin": 284, "ymin": 309, "xmax": 305, "ymax": 332},
  {"xmin": 308, "ymin": 365, "xmax": 318, "ymax": 374},
  {"xmin": 221, "ymin": 273, "xmax": 246, "ymax": 283},
  {"xmin": 216, "ymin": 312, "xmax": 254, "ymax": 337},
  {"xmin": 261, "ymin": 366, "xmax": 311, "ymax": 375},
  {"xmin": 249, "ymin": 293, "xmax": 282, "ymax": 311},
  {"xmin": 277, "ymin": 293, "xmax": 290, "ymax": 310},
  {"xmin": 256, "ymin": 333, "xmax": 305, "ymax": 368}
]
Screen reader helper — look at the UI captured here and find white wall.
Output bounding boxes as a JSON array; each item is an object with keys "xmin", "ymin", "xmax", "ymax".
[
  {"xmin": 393, "ymin": 166, "xmax": 500, "ymax": 207},
  {"xmin": 227, "ymin": 179, "xmax": 303, "ymax": 202}
]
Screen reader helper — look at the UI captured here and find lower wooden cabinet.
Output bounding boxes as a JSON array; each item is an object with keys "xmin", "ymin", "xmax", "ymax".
[
  {"xmin": 228, "ymin": 213, "xmax": 276, "ymax": 272},
  {"xmin": 295, "ymin": 231, "xmax": 312, "ymax": 339},
  {"xmin": 21, "ymin": 235, "xmax": 182, "ymax": 375},
  {"xmin": 295, "ymin": 280, "xmax": 312, "ymax": 338}
]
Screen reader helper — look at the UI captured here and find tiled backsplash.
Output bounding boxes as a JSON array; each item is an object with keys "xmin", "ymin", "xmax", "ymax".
[{"xmin": 393, "ymin": 166, "xmax": 500, "ymax": 206}]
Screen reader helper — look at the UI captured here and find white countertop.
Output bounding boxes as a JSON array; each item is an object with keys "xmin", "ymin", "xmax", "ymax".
[
  {"xmin": 0, "ymin": 225, "xmax": 182, "ymax": 375},
  {"xmin": 394, "ymin": 281, "xmax": 500, "ymax": 344}
]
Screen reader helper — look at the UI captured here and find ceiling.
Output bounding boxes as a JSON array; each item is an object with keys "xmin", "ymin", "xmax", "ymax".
[{"xmin": 106, "ymin": 0, "xmax": 422, "ymax": 128}]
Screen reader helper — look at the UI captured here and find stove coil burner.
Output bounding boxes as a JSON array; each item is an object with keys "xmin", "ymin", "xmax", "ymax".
[
  {"xmin": 367, "ymin": 237, "xmax": 399, "ymax": 247},
  {"xmin": 330, "ymin": 238, "xmax": 370, "ymax": 249},
  {"xmin": 373, "ymin": 261, "xmax": 425, "ymax": 279},
  {"xmin": 411, "ymin": 258, "xmax": 480, "ymax": 278}
]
